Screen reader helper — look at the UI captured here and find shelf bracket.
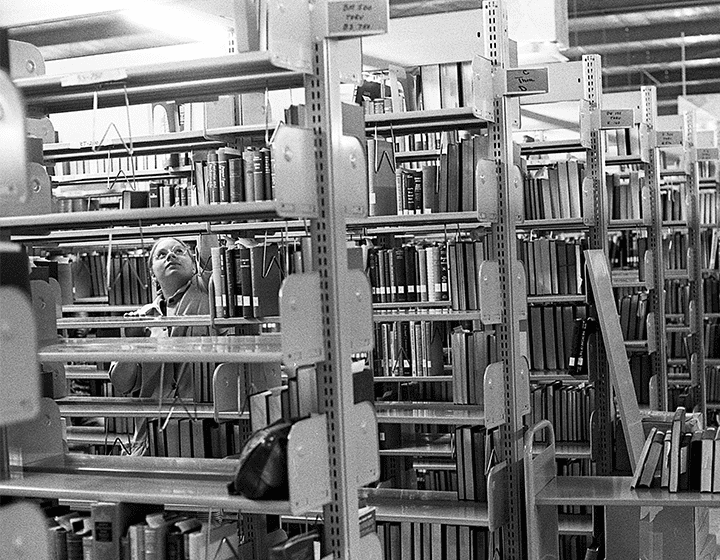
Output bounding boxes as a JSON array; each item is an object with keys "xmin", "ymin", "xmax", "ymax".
[
  {"xmin": 476, "ymin": 159, "xmax": 499, "ymax": 222},
  {"xmin": 272, "ymin": 125, "xmax": 319, "ymax": 218},
  {"xmin": 484, "ymin": 362, "xmax": 507, "ymax": 429},
  {"xmin": 280, "ymin": 272, "xmax": 325, "ymax": 367}
]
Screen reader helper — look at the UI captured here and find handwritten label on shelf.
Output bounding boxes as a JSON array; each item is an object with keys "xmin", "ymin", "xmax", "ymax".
[
  {"xmin": 61, "ymin": 69, "xmax": 128, "ymax": 87},
  {"xmin": 327, "ymin": 1, "xmax": 388, "ymax": 37},
  {"xmin": 655, "ymin": 130, "xmax": 683, "ymax": 147},
  {"xmin": 600, "ymin": 109, "xmax": 634, "ymax": 129},
  {"xmin": 696, "ymin": 147, "xmax": 720, "ymax": 161},
  {"xmin": 505, "ymin": 68, "xmax": 548, "ymax": 96}
]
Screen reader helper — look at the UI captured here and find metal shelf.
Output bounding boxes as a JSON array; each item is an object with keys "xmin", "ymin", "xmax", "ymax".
[
  {"xmin": 373, "ymin": 308, "xmax": 482, "ymax": 322},
  {"xmin": 44, "ymin": 124, "xmax": 272, "ymax": 163},
  {"xmin": 0, "ymin": 200, "xmax": 278, "ymax": 234},
  {"xmin": 375, "ymin": 402, "xmax": 485, "ymax": 425},
  {"xmin": 374, "ymin": 376, "xmax": 452, "ymax": 383},
  {"xmin": 15, "ymin": 50, "xmax": 305, "ymax": 114},
  {"xmin": 39, "ymin": 334, "xmax": 283, "ymax": 363},
  {"xmin": 517, "ymin": 218, "xmax": 587, "ymax": 232},
  {"xmin": 364, "ymin": 107, "xmax": 487, "ymax": 134},
  {"xmin": 56, "ymin": 397, "xmax": 245, "ymax": 419},
  {"xmin": 57, "ymin": 314, "xmax": 277, "ymax": 330},
  {"xmin": 520, "ymin": 140, "xmax": 585, "ymax": 155}
]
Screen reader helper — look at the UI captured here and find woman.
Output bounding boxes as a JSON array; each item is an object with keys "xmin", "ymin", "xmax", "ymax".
[{"xmin": 109, "ymin": 237, "xmax": 223, "ymax": 455}]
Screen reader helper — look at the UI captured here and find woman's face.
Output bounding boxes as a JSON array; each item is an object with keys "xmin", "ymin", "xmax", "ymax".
[{"xmin": 150, "ymin": 238, "xmax": 195, "ymax": 286}]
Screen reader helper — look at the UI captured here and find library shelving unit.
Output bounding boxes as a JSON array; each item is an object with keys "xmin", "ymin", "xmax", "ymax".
[
  {"xmin": 0, "ymin": 3, "xmax": 386, "ymax": 560},
  {"xmin": 517, "ymin": 57, "xmax": 605, "ymax": 474},
  {"xmin": 347, "ymin": 3, "xmax": 525, "ymax": 557}
]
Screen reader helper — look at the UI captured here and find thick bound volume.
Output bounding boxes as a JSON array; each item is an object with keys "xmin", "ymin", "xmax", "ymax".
[{"xmin": 92, "ymin": 502, "xmax": 161, "ymax": 560}]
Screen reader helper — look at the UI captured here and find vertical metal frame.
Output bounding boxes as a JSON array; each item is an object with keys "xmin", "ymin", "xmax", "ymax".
[
  {"xmin": 306, "ymin": 38, "xmax": 362, "ymax": 559},
  {"xmin": 641, "ymin": 86, "xmax": 669, "ymax": 411},
  {"xmin": 581, "ymin": 54, "xmax": 614, "ymax": 477},
  {"xmin": 483, "ymin": 2, "xmax": 526, "ymax": 558},
  {"xmin": 684, "ymin": 111, "xmax": 707, "ymax": 416}
]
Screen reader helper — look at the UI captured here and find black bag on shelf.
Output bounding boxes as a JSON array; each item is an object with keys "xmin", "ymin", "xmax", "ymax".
[{"xmin": 227, "ymin": 419, "xmax": 292, "ymax": 500}]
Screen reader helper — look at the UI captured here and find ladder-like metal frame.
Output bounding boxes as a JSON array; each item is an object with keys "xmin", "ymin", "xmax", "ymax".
[
  {"xmin": 684, "ymin": 112, "xmax": 707, "ymax": 417},
  {"xmin": 641, "ymin": 85, "xmax": 669, "ymax": 412},
  {"xmin": 484, "ymin": 2, "xmax": 526, "ymax": 557}
]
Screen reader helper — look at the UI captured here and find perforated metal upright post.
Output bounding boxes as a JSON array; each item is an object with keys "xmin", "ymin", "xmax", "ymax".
[
  {"xmin": 581, "ymin": 54, "xmax": 615, "ymax": 477},
  {"xmin": 483, "ymin": 2, "xmax": 526, "ymax": 557},
  {"xmin": 684, "ymin": 112, "xmax": 707, "ymax": 416},
  {"xmin": 641, "ymin": 85, "xmax": 669, "ymax": 411},
  {"xmin": 306, "ymin": 38, "xmax": 362, "ymax": 559}
]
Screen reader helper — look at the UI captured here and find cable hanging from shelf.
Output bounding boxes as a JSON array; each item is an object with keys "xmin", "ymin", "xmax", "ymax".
[
  {"xmin": 157, "ymin": 362, "xmax": 200, "ymax": 431},
  {"xmin": 90, "ymin": 86, "xmax": 138, "ymax": 191}
]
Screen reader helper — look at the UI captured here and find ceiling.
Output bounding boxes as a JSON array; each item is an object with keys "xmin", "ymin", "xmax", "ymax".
[{"xmin": 5, "ymin": 0, "xmax": 720, "ymax": 116}]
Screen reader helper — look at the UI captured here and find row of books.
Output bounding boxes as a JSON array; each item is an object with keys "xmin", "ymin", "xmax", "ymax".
[
  {"xmin": 664, "ymin": 230, "xmax": 688, "ymax": 270},
  {"xmin": 607, "ymin": 171, "xmax": 644, "ymax": 221},
  {"xmin": 527, "ymin": 304, "xmax": 590, "ymax": 374},
  {"xmin": 368, "ymin": 134, "xmax": 488, "ymax": 216},
  {"xmin": 360, "ymin": 61, "xmax": 473, "ymax": 115},
  {"xmin": 523, "ymin": 160, "xmax": 586, "ymax": 221},
  {"xmin": 701, "ymin": 228, "xmax": 720, "ymax": 269},
  {"xmin": 603, "ymin": 127, "xmax": 642, "ymax": 158},
  {"xmin": 375, "ymin": 521, "xmax": 490, "ymax": 560},
  {"xmin": 209, "ymin": 243, "xmax": 282, "ymax": 319},
  {"xmin": 108, "ymin": 252, "xmax": 154, "ymax": 306},
  {"xmin": 529, "ymin": 381, "xmax": 595, "ymax": 444},
  {"xmin": 73, "ymin": 252, "xmax": 109, "ymax": 298},
  {"xmin": 660, "ymin": 184, "xmax": 688, "ymax": 222},
  {"xmin": 51, "ymin": 153, "xmax": 191, "ymax": 178},
  {"xmin": 705, "ymin": 366, "xmax": 720, "ymax": 405},
  {"xmin": 454, "ymin": 425, "xmax": 490, "ymax": 501},
  {"xmin": 367, "ymin": 244, "xmax": 449, "ymax": 304},
  {"xmin": 707, "ymin": 276, "xmax": 720, "ymax": 312},
  {"xmin": 517, "ymin": 236, "xmax": 586, "ymax": 296},
  {"xmin": 631, "ymin": 406, "xmax": 715, "ymax": 492},
  {"xmin": 55, "ymin": 179, "xmax": 200, "ymax": 213},
  {"xmin": 391, "ymin": 131, "xmax": 445, "ymax": 153},
  {"xmin": 617, "ymin": 291, "xmax": 649, "ymax": 342},
  {"xmin": 375, "ymin": 379, "xmax": 453, "ymax": 404},
  {"xmin": 665, "ymin": 278, "xmax": 690, "ymax": 314},
  {"xmin": 45, "ymin": 501, "xmax": 241, "ymax": 560},
  {"xmin": 705, "ymin": 318, "xmax": 720, "ymax": 359},
  {"xmin": 196, "ymin": 146, "xmax": 274, "ymax": 205},
  {"xmin": 607, "ymin": 231, "xmax": 646, "ymax": 271},
  {"xmin": 372, "ymin": 321, "xmax": 445, "ymax": 378},
  {"xmin": 451, "ymin": 328, "xmax": 496, "ymax": 406}
]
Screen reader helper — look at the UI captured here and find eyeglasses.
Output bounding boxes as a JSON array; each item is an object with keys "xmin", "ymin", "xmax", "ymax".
[{"xmin": 153, "ymin": 246, "xmax": 190, "ymax": 261}]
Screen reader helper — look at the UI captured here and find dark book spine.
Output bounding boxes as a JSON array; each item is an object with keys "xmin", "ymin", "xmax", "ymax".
[
  {"xmin": 217, "ymin": 151, "xmax": 230, "ymax": 204},
  {"xmin": 260, "ymin": 146, "xmax": 274, "ymax": 200},
  {"xmin": 228, "ymin": 157, "xmax": 244, "ymax": 203},
  {"xmin": 224, "ymin": 247, "xmax": 238, "ymax": 318},
  {"xmin": 206, "ymin": 151, "xmax": 219, "ymax": 205}
]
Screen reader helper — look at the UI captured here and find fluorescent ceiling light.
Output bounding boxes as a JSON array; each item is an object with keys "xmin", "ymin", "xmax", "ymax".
[{"xmin": 122, "ymin": 2, "xmax": 231, "ymax": 47}]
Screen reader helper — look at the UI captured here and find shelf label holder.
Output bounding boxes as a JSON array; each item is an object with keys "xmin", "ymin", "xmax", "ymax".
[
  {"xmin": 324, "ymin": 0, "xmax": 389, "ymax": 37},
  {"xmin": 599, "ymin": 109, "xmax": 634, "ymax": 129},
  {"xmin": 505, "ymin": 68, "xmax": 549, "ymax": 96},
  {"xmin": 655, "ymin": 130, "xmax": 683, "ymax": 147}
]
